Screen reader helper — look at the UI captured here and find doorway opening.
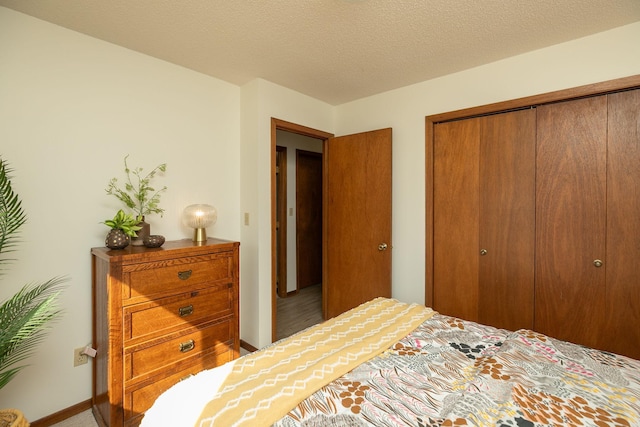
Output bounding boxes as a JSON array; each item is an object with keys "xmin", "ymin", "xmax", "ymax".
[{"xmin": 271, "ymin": 119, "xmax": 333, "ymax": 342}]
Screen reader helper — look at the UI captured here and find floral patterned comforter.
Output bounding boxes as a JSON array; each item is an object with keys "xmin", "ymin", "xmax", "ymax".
[{"xmin": 274, "ymin": 314, "xmax": 640, "ymax": 427}]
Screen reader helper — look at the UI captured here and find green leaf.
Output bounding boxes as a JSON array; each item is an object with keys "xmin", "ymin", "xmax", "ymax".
[
  {"xmin": 0, "ymin": 158, "xmax": 27, "ymax": 275},
  {"xmin": 102, "ymin": 209, "xmax": 142, "ymax": 236}
]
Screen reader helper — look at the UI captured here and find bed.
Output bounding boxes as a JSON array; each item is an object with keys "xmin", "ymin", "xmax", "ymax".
[{"xmin": 141, "ymin": 298, "xmax": 640, "ymax": 426}]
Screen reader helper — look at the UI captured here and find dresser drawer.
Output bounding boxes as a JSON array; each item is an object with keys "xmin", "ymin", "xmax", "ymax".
[
  {"xmin": 124, "ymin": 319, "xmax": 234, "ymax": 382},
  {"xmin": 126, "ymin": 253, "xmax": 232, "ymax": 300},
  {"xmin": 124, "ymin": 283, "xmax": 234, "ymax": 343},
  {"xmin": 123, "ymin": 350, "xmax": 234, "ymax": 426}
]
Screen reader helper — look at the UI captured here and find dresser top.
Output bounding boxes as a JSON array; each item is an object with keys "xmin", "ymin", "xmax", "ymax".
[{"xmin": 91, "ymin": 238, "xmax": 239, "ymax": 263}]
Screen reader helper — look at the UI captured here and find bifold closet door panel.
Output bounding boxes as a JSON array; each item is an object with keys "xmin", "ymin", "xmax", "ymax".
[
  {"xmin": 605, "ymin": 88, "xmax": 640, "ymax": 360},
  {"xmin": 433, "ymin": 109, "xmax": 535, "ymax": 329},
  {"xmin": 535, "ymin": 95, "xmax": 607, "ymax": 350},
  {"xmin": 478, "ymin": 109, "xmax": 536, "ymax": 331},
  {"xmin": 433, "ymin": 118, "xmax": 480, "ymax": 322}
]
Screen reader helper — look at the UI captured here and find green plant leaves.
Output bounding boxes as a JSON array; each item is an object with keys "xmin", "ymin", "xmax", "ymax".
[
  {"xmin": 105, "ymin": 155, "xmax": 167, "ymax": 219},
  {"xmin": 102, "ymin": 209, "xmax": 142, "ymax": 237},
  {"xmin": 0, "ymin": 159, "xmax": 27, "ymax": 275},
  {"xmin": 0, "ymin": 156, "xmax": 67, "ymax": 390},
  {"xmin": 0, "ymin": 277, "xmax": 66, "ymax": 389}
]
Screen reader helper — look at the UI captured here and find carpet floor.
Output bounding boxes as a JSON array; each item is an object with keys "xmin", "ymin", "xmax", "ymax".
[{"xmin": 50, "ymin": 410, "xmax": 98, "ymax": 427}]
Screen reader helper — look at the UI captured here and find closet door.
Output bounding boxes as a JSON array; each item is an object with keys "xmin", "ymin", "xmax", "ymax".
[
  {"xmin": 433, "ymin": 109, "xmax": 535, "ymax": 328},
  {"xmin": 535, "ymin": 96, "xmax": 607, "ymax": 350},
  {"xmin": 605, "ymin": 89, "xmax": 640, "ymax": 359},
  {"xmin": 478, "ymin": 110, "xmax": 536, "ymax": 331},
  {"xmin": 434, "ymin": 118, "xmax": 480, "ymax": 321}
]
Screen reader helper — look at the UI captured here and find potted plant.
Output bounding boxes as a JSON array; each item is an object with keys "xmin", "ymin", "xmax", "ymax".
[
  {"xmin": 105, "ymin": 155, "xmax": 167, "ymax": 245},
  {"xmin": 0, "ymin": 156, "xmax": 66, "ymax": 425},
  {"xmin": 102, "ymin": 209, "xmax": 141, "ymax": 250}
]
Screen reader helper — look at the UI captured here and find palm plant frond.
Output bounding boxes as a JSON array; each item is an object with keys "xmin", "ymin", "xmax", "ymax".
[
  {"xmin": 0, "ymin": 277, "xmax": 66, "ymax": 389},
  {"xmin": 0, "ymin": 159, "xmax": 27, "ymax": 274},
  {"xmin": 0, "ymin": 156, "xmax": 67, "ymax": 390}
]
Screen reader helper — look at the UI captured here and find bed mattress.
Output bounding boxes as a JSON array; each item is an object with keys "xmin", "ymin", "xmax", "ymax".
[{"xmin": 142, "ymin": 299, "xmax": 640, "ymax": 426}]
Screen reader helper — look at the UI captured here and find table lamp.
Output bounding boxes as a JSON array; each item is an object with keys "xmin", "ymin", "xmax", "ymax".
[{"xmin": 182, "ymin": 204, "xmax": 217, "ymax": 242}]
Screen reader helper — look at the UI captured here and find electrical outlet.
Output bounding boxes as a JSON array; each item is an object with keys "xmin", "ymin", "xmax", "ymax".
[{"xmin": 74, "ymin": 347, "xmax": 88, "ymax": 367}]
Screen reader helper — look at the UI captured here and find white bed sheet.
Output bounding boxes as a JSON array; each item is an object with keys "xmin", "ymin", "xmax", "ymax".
[{"xmin": 140, "ymin": 360, "xmax": 235, "ymax": 427}]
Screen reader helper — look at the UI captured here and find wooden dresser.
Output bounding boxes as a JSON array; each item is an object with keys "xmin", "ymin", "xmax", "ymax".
[{"xmin": 91, "ymin": 238, "xmax": 239, "ymax": 427}]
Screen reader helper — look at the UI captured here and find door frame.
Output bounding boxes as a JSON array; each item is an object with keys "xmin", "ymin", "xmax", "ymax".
[{"xmin": 271, "ymin": 118, "xmax": 333, "ymax": 342}]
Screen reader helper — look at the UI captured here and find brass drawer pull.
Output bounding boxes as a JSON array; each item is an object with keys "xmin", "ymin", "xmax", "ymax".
[
  {"xmin": 179, "ymin": 339, "xmax": 195, "ymax": 353},
  {"xmin": 179, "ymin": 305, "xmax": 194, "ymax": 317},
  {"xmin": 177, "ymin": 270, "xmax": 192, "ymax": 280}
]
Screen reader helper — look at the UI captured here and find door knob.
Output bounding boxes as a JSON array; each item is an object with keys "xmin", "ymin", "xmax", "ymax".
[
  {"xmin": 593, "ymin": 259, "xmax": 603, "ymax": 268},
  {"xmin": 480, "ymin": 249, "xmax": 487, "ymax": 256},
  {"xmin": 378, "ymin": 243, "xmax": 388, "ymax": 251}
]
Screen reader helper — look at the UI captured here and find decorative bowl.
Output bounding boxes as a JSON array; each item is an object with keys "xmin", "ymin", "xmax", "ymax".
[{"xmin": 143, "ymin": 234, "xmax": 165, "ymax": 248}]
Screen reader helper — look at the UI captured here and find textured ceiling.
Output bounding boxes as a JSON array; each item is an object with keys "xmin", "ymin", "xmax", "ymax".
[{"xmin": 2, "ymin": 0, "xmax": 640, "ymax": 105}]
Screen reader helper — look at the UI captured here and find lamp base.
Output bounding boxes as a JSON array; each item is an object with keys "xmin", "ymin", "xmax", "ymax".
[{"xmin": 193, "ymin": 228, "xmax": 207, "ymax": 243}]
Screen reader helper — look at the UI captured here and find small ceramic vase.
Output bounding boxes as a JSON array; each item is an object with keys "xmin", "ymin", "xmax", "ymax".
[
  {"xmin": 143, "ymin": 234, "xmax": 165, "ymax": 248},
  {"xmin": 130, "ymin": 217, "xmax": 150, "ymax": 246},
  {"xmin": 105, "ymin": 229, "xmax": 129, "ymax": 249}
]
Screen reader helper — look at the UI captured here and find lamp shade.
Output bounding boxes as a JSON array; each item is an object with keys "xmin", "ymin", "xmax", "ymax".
[{"xmin": 182, "ymin": 204, "xmax": 217, "ymax": 242}]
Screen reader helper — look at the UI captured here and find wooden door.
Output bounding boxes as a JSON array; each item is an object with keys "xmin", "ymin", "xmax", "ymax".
[
  {"xmin": 605, "ymin": 88, "xmax": 640, "ymax": 359},
  {"xmin": 478, "ymin": 109, "xmax": 536, "ymax": 331},
  {"xmin": 433, "ymin": 118, "xmax": 480, "ymax": 321},
  {"xmin": 296, "ymin": 150, "xmax": 322, "ymax": 289},
  {"xmin": 323, "ymin": 128, "xmax": 392, "ymax": 319},
  {"xmin": 535, "ymin": 96, "xmax": 607, "ymax": 350},
  {"xmin": 275, "ymin": 146, "xmax": 288, "ymax": 298},
  {"xmin": 433, "ymin": 110, "xmax": 535, "ymax": 329}
]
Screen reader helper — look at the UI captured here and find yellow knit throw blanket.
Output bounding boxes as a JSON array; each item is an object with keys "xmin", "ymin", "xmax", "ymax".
[{"xmin": 195, "ymin": 297, "xmax": 435, "ymax": 427}]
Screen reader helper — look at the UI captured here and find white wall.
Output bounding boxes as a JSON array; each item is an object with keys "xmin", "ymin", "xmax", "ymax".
[
  {"xmin": 239, "ymin": 79, "xmax": 333, "ymax": 348},
  {"xmin": 2, "ymin": 4, "xmax": 640, "ymax": 421},
  {"xmin": 0, "ymin": 7, "xmax": 240, "ymax": 420}
]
